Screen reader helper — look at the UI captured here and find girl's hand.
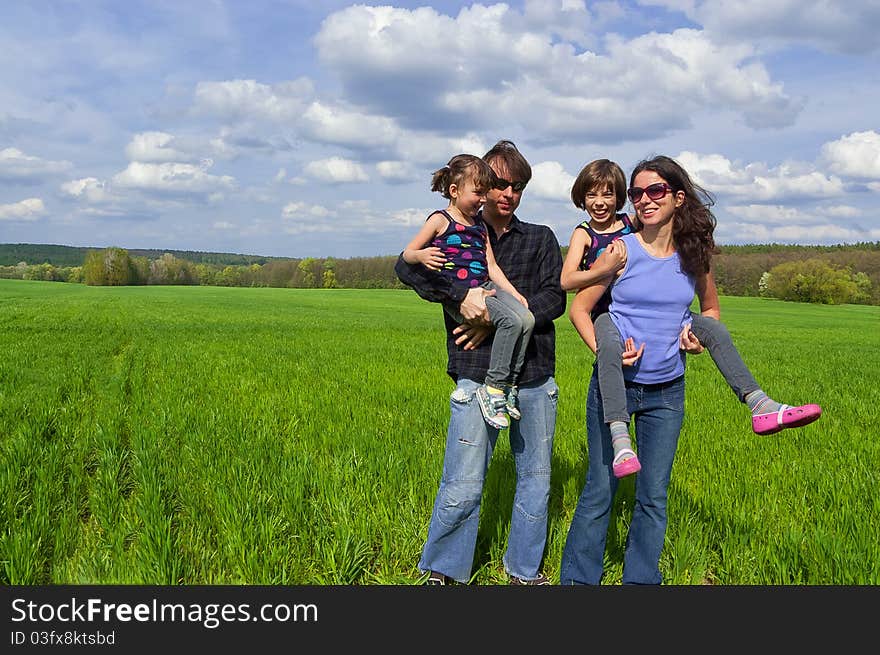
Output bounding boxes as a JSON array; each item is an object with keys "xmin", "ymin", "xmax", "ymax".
[
  {"xmin": 621, "ymin": 336, "xmax": 645, "ymax": 366},
  {"xmin": 598, "ymin": 241, "xmax": 627, "ymax": 273},
  {"xmin": 513, "ymin": 291, "xmax": 529, "ymax": 309},
  {"xmin": 416, "ymin": 247, "xmax": 446, "ymax": 271}
]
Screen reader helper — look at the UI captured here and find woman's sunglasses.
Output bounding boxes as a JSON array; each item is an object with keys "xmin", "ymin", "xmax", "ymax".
[
  {"xmin": 492, "ymin": 177, "xmax": 527, "ymax": 192},
  {"xmin": 627, "ymin": 182, "xmax": 673, "ymax": 203}
]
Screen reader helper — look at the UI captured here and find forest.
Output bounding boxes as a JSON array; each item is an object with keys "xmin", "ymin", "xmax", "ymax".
[{"xmin": 2, "ymin": 241, "xmax": 879, "ymax": 305}]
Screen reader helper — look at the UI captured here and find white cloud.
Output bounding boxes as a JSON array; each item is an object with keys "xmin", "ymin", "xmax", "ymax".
[
  {"xmin": 821, "ymin": 131, "xmax": 880, "ymax": 179},
  {"xmin": 301, "ymin": 102, "xmax": 401, "ymax": 149},
  {"xmin": 726, "ymin": 221, "xmax": 880, "ymax": 244},
  {"xmin": 529, "ymin": 161, "xmax": 575, "ymax": 201},
  {"xmin": 825, "ymin": 205, "xmax": 862, "ymax": 218},
  {"xmin": 652, "ymin": 0, "xmax": 880, "ymax": 55},
  {"xmin": 112, "ymin": 160, "xmax": 235, "ymax": 194},
  {"xmin": 303, "ymin": 157, "xmax": 369, "ymax": 183},
  {"xmin": 282, "ymin": 201, "xmax": 333, "ymax": 220},
  {"xmin": 675, "ymin": 151, "xmax": 846, "ymax": 201},
  {"xmin": 376, "ymin": 160, "xmax": 417, "ymax": 183},
  {"xmin": 314, "ymin": 5, "xmax": 802, "ymax": 141},
  {"xmin": 0, "ymin": 148, "xmax": 72, "ymax": 181},
  {"xmin": 193, "ymin": 78, "xmax": 315, "ymax": 122},
  {"xmin": 0, "ymin": 198, "xmax": 46, "ymax": 221},
  {"xmin": 60, "ymin": 177, "xmax": 110, "ymax": 203},
  {"xmin": 125, "ymin": 131, "xmax": 190, "ymax": 162},
  {"xmin": 726, "ymin": 204, "xmax": 822, "ymax": 225}
]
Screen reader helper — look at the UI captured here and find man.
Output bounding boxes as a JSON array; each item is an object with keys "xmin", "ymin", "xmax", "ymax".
[{"xmin": 395, "ymin": 140, "xmax": 566, "ymax": 585}]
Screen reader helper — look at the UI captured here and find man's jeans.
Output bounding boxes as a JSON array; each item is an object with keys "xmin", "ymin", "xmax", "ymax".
[
  {"xmin": 418, "ymin": 376, "xmax": 558, "ymax": 583},
  {"xmin": 560, "ymin": 371, "xmax": 684, "ymax": 585}
]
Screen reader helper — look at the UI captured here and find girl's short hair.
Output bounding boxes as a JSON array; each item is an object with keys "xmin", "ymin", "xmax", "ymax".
[
  {"xmin": 570, "ymin": 159, "xmax": 627, "ymax": 211},
  {"xmin": 431, "ymin": 154, "xmax": 494, "ymax": 200}
]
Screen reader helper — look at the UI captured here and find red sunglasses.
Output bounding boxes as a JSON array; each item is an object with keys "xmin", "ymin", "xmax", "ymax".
[{"xmin": 627, "ymin": 182, "xmax": 673, "ymax": 203}]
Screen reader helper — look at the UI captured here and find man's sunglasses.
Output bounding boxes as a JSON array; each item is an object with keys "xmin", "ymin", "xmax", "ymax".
[
  {"xmin": 492, "ymin": 177, "xmax": 527, "ymax": 192},
  {"xmin": 627, "ymin": 182, "xmax": 673, "ymax": 203}
]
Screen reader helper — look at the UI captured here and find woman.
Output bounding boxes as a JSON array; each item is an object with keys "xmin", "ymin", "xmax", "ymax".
[{"xmin": 560, "ymin": 155, "xmax": 718, "ymax": 585}]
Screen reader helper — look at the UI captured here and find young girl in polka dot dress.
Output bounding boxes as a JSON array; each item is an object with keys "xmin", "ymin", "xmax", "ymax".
[{"xmin": 403, "ymin": 153, "xmax": 534, "ymax": 430}]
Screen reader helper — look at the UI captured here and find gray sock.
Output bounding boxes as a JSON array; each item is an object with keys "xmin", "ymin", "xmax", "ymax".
[
  {"xmin": 745, "ymin": 389, "xmax": 782, "ymax": 416},
  {"xmin": 610, "ymin": 421, "xmax": 632, "ymax": 458}
]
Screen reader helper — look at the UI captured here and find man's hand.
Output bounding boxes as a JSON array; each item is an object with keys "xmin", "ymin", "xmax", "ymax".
[
  {"xmin": 622, "ymin": 336, "xmax": 645, "ymax": 366},
  {"xmin": 459, "ymin": 286, "xmax": 494, "ymax": 324},
  {"xmin": 679, "ymin": 324, "xmax": 704, "ymax": 354},
  {"xmin": 453, "ymin": 323, "xmax": 493, "ymax": 351}
]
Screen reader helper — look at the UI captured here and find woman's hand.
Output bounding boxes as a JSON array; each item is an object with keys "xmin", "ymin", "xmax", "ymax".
[{"xmin": 679, "ymin": 324, "xmax": 705, "ymax": 354}]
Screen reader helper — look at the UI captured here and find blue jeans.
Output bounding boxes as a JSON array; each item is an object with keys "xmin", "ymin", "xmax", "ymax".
[
  {"xmin": 560, "ymin": 370, "xmax": 684, "ymax": 585},
  {"xmin": 418, "ymin": 376, "xmax": 558, "ymax": 583}
]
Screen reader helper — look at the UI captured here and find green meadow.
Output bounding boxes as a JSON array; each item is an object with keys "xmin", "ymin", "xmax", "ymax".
[{"xmin": 1, "ymin": 278, "xmax": 878, "ymax": 585}]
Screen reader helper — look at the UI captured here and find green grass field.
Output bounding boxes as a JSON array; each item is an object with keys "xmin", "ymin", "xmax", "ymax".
[{"xmin": 1, "ymin": 279, "xmax": 878, "ymax": 584}]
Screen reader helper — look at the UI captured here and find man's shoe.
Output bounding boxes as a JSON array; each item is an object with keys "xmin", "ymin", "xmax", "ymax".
[
  {"xmin": 509, "ymin": 572, "xmax": 551, "ymax": 585},
  {"xmin": 476, "ymin": 385, "xmax": 509, "ymax": 429},
  {"xmin": 425, "ymin": 571, "xmax": 451, "ymax": 586}
]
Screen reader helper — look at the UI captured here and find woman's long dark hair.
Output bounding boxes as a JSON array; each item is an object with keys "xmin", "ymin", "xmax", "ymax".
[{"xmin": 630, "ymin": 155, "xmax": 717, "ymax": 277}]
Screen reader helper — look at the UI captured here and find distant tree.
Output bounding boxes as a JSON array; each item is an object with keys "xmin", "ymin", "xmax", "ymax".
[
  {"xmin": 765, "ymin": 258, "xmax": 867, "ymax": 304},
  {"xmin": 149, "ymin": 253, "xmax": 196, "ymax": 285},
  {"xmin": 297, "ymin": 258, "xmax": 317, "ymax": 288},
  {"xmin": 83, "ymin": 247, "xmax": 135, "ymax": 285}
]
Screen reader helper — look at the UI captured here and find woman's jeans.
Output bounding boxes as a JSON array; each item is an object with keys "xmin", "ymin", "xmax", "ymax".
[
  {"xmin": 445, "ymin": 281, "xmax": 535, "ymax": 389},
  {"xmin": 594, "ymin": 311, "xmax": 759, "ymax": 424},
  {"xmin": 418, "ymin": 376, "xmax": 558, "ymax": 583},
  {"xmin": 560, "ymin": 370, "xmax": 684, "ymax": 585}
]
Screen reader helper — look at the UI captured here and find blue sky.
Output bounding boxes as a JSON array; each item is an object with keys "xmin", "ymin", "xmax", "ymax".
[{"xmin": 1, "ymin": 0, "xmax": 878, "ymax": 259}]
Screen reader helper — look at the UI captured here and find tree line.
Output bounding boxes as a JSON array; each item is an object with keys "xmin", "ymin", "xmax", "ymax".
[{"xmin": 1, "ymin": 242, "xmax": 879, "ymax": 305}]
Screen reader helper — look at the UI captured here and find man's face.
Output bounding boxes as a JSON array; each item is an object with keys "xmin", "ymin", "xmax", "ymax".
[{"xmin": 485, "ymin": 162, "xmax": 525, "ymax": 221}]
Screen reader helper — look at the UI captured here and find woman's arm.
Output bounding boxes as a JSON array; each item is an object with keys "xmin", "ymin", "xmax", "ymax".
[{"xmin": 696, "ymin": 269, "xmax": 721, "ymax": 320}]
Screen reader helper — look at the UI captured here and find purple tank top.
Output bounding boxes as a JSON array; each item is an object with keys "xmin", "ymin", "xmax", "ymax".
[{"xmin": 608, "ymin": 233, "xmax": 695, "ymax": 384}]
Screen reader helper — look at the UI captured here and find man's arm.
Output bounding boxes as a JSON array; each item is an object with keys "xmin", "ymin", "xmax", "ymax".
[{"xmin": 394, "ymin": 253, "xmax": 467, "ymax": 306}]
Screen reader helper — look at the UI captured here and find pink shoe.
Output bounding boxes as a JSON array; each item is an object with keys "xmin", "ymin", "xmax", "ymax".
[
  {"xmin": 752, "ymin": 403, "xmax": 822, "ymax": 436},
  {"xmin": 612, "ymin": 449, "xmax": 641, "ymax": 478}
]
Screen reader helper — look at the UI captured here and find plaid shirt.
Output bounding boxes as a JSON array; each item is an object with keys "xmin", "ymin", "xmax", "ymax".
[{"xmin": 395, "ymin": 212, "xmax": 566, "ymax": 384}]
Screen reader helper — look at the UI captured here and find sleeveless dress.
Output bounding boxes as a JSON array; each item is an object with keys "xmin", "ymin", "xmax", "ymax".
[
  {"xmin": 576, "ymin": 213, "xmax": 636, "ymax": 317},
  {"xmin": 429, "ymin": 210, "xmax": 490, "ymax": 289}
]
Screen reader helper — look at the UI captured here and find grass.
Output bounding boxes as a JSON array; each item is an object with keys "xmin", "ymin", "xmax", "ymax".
[{"xmin": 1, "ymin": 279, "xmax": 877, "ymax": 584}]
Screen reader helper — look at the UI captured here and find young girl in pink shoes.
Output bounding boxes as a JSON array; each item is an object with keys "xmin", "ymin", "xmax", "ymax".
[{"xmin": 562, "ymin": 158, "xmax": 821, "ymax": 479}]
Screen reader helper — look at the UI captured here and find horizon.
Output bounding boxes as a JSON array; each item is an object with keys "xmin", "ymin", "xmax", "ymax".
[{"xmin": 1, "ymin": 1, "xmax": 879, "ymax": 259}]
